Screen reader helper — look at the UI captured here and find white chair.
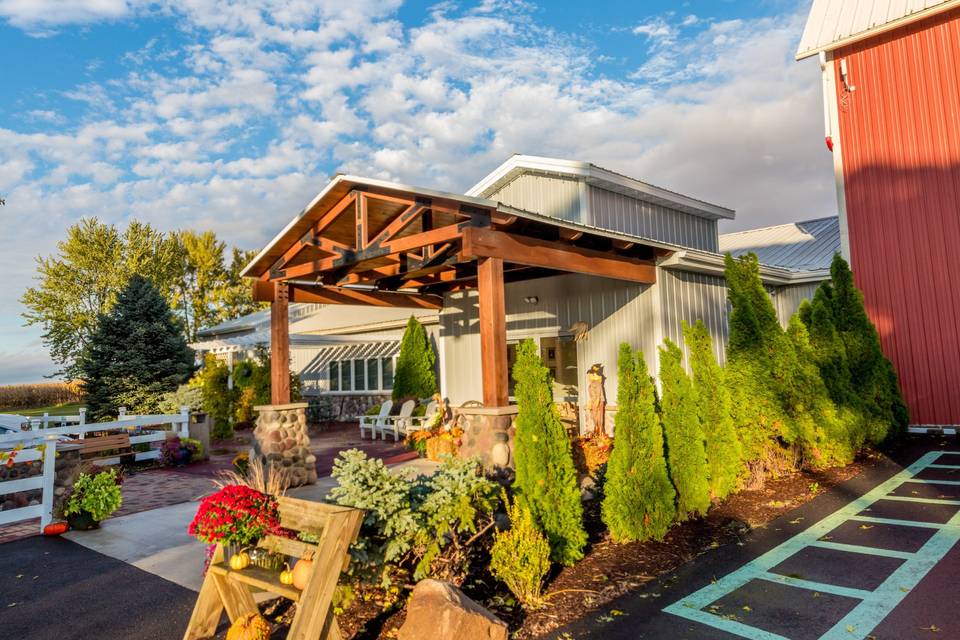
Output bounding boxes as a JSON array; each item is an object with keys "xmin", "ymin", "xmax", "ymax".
[
  {"xmin": 406, "ymin": 401, "xmax": 439, "ymax": 432},
  {"xmin": 380, "ymin": 400, "xmax": 415, "ymax": 441},
  {"xmin": 358, "ymin": 400, "xmax": 393, "ymax": 440}
]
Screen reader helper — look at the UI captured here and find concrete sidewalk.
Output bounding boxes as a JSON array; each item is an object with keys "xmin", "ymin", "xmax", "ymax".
[{"xmin": 62, "ymin": 456, "xmax": 437, "ymax": 591}]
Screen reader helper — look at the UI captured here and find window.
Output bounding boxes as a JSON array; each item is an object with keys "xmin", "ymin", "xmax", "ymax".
[
  {"xmin": 329, "ymin": 362, "xmax": 340, "ymax": 392},
  {"xmin": 507, "ymin": 335, "xmax": 580, "ymax": 401},
  {"xmin": 381, "ymin": 357, "xmax": 394, "ymax": 390},
  {"xmin": 328, "ymin": 354, "xmax": 396, "ymax": 392},
  {"xmin": 353, "ymin": 359, "xmax": 365, "ymax": 391}
]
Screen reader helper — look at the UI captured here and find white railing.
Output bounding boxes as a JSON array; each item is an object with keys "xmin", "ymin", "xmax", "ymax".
[
  {"xmin": 0, "ymin": 407, "xmax": 191, "ymax": 532},
  {"xmin": 27, "ymin": 408, "xmax": 87, "ymax": 432},
  {"xmin": 0, "ymin": 435, "xmax": 57, "ymax": 530}
]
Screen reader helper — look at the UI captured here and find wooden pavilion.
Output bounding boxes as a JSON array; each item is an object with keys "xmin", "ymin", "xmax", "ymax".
[{"xmin": 242, "ymin": 175, "xmax": 665, "ymax": 410}]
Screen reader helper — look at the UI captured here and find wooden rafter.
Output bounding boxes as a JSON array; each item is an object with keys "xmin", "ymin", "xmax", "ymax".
[{"xmin": 461, "ymin": 227, "xmax": 656, "ymax": 284}]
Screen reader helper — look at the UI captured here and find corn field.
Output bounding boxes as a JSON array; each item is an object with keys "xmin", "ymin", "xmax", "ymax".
[{"xmin": 0, "ymin": 381, "xmax": 85, "ymax": 411}]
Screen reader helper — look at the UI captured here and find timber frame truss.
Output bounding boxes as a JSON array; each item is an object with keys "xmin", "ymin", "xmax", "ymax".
[{"xmin": 252, "ymin": 186, "xmax": 659, "ymax": 309}]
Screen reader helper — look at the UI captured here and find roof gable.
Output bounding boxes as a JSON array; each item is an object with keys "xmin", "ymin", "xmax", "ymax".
[{"xmin": 797, "ymin": 0, "xmax": 960, "ymax": 59}]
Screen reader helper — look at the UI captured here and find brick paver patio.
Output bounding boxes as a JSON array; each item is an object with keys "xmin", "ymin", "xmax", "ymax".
[{"xmin": 0, "ymin": 422, "xmax": 413, "ymax": 544}]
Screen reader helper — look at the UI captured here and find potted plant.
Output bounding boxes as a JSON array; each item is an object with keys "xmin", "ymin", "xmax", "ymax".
[{"xmin": 63, "ymin": 468, "xmax": 123, "ymax": 530}]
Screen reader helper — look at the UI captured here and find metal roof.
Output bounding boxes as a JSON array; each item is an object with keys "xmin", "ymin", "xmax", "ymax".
[
  {"xmin": 197, "ymin": 303, "xmax": 322, "ymax": 338},
  {"xmin": 719, "ymin": 216, "xmax": 840, "ymax": 272},
  {"xmin": 467, "ymin": 155, "xmax": 735, "ymax": 220},
  {"xmin": 797, "ymin": 0, "xmax": 960, "ymax": 59}
]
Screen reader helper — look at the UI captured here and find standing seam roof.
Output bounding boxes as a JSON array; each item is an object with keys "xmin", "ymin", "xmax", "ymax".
[{"xmin": 718, "ymin": 217, "xmax": 840, "ymax": 272}]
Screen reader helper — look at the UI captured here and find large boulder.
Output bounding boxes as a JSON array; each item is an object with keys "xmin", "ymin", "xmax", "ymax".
[{"xmin": 398, "ymin": 579, "xmax": 508, "ymax": 640}]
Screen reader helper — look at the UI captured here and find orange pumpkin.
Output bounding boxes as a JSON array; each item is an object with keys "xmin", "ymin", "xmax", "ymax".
[
  {"xmin": 43, "ymin": 521, "xmax": 69, "ymax": 536},
  {"xmin": 291, "ymin": 557, "xmax": 313, "ymax": 590}
]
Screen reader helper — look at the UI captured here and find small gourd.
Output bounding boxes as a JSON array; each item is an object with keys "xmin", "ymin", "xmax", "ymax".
[
  {"xmin": 279, "ymin": 563, "xmax": 294, "ymax": 586},
  {"xmin": 229, "ymin": 548, "xmax": 251, "ymax": 571},
  {"xmin": 225, "ymin": 612, "xmax": 270, "ymax": 640},
  {"xmin": 291, "ymin": 557, "xmax": 313, "ymax": 590}
]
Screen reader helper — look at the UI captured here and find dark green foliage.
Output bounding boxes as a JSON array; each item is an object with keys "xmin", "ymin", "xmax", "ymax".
[
  {"xmin": 682, "ymin": 322, "xmax": 742, "ymax": 500},
  {"xmin": 802, "ymin": 254, "xmax": 909, "ymax": 441},
  {"xmin": 659, "ymin": 339, "xmax": 710, "ymax": 519},
  {"xmin": 601, "ymin": 344, "xmax": 676, "ymax": 541},
  {"xmin": 723, "ymin": 253, "xmax": 853, "ymax": 470},
  {"xmin": 80, "ymin": 275, "xmax": 194, "ymax": 420},
  {"xmin": 392, "ymin": 316, "xmax": 438, "ymax": 401},
  {"xmin": 512, "ymin": 339, "xmax": 586, "ymax": 565}
]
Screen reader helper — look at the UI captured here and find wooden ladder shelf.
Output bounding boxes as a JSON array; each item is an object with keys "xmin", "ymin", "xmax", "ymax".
[{"xmin": 184, "ymin": 496, "xmax": 364, "ymax": 640}]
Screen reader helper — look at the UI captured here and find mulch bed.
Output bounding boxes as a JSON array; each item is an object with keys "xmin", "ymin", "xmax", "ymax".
[{"xmin": 233, "ymin": 450, "xmax": 881, "ymax": 639}]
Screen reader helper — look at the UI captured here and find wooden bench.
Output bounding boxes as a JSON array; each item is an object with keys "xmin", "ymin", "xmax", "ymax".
[
  {"xmin": 184, "ymin": 496, "xmax": 364, "ymax": 640},
  {"xmin": 66, "ymin": 433, "xmax": 134, "ymax": 466}
]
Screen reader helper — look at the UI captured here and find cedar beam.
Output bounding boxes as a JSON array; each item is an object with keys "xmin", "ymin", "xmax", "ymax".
[
  {"xmin": 462, "ymin": 227, "xmax": 656, "ymax": 284},
  {"xmin": 289, "ymin": 284, "xmax": 443, "ymax": 309},
  {"xmin": 270, "ymin": 282, "xmax": 291, "ymax": 405},
  {"xmin": 477, "ymin": 257, "xmax": 509, "ymax": 407}
]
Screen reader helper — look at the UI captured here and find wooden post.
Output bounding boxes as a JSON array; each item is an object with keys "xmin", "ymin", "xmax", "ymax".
[
  {"xmin": 477, "ymin": 257, "xmax": 509, "ymax": 407},
  {"xmin": 271, "ymin": 281, "xmax": 291, "ymax": 405}
]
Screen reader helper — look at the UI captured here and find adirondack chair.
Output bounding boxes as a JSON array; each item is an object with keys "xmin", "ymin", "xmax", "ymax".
[
  {"xmin": 379, "ymin": 400, "xmax": 415, "ymax": 441},
  {"xmin": 184, "ymin": 496, "xmax": 363, "ymax": 640},
  {"xmin": 405, "ymin": 401, "xmax": 439, "ymax": 431},
  {"xmin": 358, "ymin": 400, "xmax": 392, "ymax": 440}
]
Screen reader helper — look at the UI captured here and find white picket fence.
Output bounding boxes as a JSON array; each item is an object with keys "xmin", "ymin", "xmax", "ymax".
[{"xmin": 0, "ymin": 407, "xmax": 190, "ymax": 532}]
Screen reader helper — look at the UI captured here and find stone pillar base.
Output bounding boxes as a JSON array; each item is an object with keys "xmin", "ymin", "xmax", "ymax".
[
  {"xmin": 253, "ymin": 403, "xmax": 317, "ymax": 487},
  {"xmin": 455, "ymin": 405, "xmax": 518, "ymax": 469}
]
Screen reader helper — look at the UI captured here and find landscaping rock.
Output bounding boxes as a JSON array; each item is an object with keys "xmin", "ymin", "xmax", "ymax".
[{"xmin": 398, "ymin": 579, "xmax": 508, "ymax": 640}]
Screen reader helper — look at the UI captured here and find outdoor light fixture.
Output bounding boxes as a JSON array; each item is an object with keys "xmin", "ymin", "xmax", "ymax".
[{"xmin": 524, "ymin": 296, "xmax": 539, "ymax": 304}]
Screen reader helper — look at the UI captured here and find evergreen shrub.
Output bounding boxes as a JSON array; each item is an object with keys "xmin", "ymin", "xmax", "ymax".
[
  {"xmin": 659, "ymin": 339, "xmax": 710, "ymax": 519},
  {"xmin": 490, "ymin": 494, "xmax": 551, "ymax": 609},
  {"xmin": 392, "ymin": 316, "xmax": 438, "ymax": 401},
  {"xmin": 682, "ymin": 321, "xmax": 742, "ymax": 500},
  {"xmin": 601, "ymin": 343, "xmax": 675, "ymax": 541},
  {"xmin": 512, "ymin": 339, "xmax": 586, "ymax": 565}
]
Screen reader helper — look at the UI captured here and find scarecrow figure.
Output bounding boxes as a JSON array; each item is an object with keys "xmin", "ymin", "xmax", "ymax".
[{"xmin": 586, "ymin": 363, "xmax": 606, "ymax": 436}]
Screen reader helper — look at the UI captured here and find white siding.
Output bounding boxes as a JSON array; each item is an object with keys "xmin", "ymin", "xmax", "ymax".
[
  {"xmin": 492, "ymin": 173, "xmax": 582, "ymax": 223},
  {"xmin": 658, "ymin": 269, "xmax": 730, "ymax": 364},
  {"xmin": 440, "ymin": 274, "xmax": 658, "ymax": 405},
  {"xmin": 775, "ymin": 283, "xmax": 822, "ymax": 328}
]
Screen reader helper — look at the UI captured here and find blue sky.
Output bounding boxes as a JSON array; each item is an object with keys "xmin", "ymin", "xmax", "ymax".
[{"xmin": 0, "ymin": 0, "xmax": 830, "ymax": 384}]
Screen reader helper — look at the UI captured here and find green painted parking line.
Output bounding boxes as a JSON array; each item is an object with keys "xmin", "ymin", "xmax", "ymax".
[
  {"xmin": 664, "ymin": 451, "xmax": 960, "ymax": 640},
  {"xmin": 809, "ymin": 539, "xmax": 916, "ymax": 560},
  {"xmin": 926, "ymin": 463, "xmax": 960, "ymax": 469},
  {"xmin": 879, "ymin": 494, "xmax": 960, "ymax": 506},
  {"xmin": 756, "ymin": 572, "xmax": 874, "ymax": 600},
  {"xmin": 847, "ymin": 515, "xmax": 948, "ymax": 529},
  {"xmin": 673, "ymin": 605, "xmax": 790, "ymax": 640},
  {"xmin": 902, "ymin": 478, "xmax": 960, "ymax": 486}
]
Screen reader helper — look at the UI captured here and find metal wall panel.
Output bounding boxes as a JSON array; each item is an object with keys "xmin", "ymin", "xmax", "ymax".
[
  {"xmin": 588, "ymin": 186, "xmax": 719, "ymax": 252},
  {"xmin": 775, "ymin": 283, "xmax": 821, "ymax": 327},
  {"xmin": 658, "ymin": 269, "xmax": 729, "ymax": 364},
  {"xmin": 490, "ymin": 173, "xmax": 582, "ymax": 222},
  {"xmin": 834, "ymin": 9, "xmax": 960, "ymax": 425},
  {"xmin": 440, "ymin": 274, "xmax": 658, "ymax": 405}
]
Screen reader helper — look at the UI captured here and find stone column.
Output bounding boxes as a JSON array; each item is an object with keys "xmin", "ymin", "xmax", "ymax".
[
  {"xmin": 253, "ymin": 403, "xmax": 317, "ymax": 487},
  {"xmin": 455, "ymin": 405, "xmax": 518, "ymax": 470}
]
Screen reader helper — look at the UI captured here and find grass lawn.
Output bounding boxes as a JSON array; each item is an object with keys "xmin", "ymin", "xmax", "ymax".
[{"xmin": 14, "ymin": 402, "xmax": 86, "ymax": 417}]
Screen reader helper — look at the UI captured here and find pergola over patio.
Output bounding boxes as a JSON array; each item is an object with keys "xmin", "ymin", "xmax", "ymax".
[{"xmin": 242, "ymin": 175, "xmax": 669, "ymax": 408}]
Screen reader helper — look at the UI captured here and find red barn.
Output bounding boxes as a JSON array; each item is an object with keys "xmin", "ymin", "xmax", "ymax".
[{"xmin": 798, "ymin": 0, "xmax": 960, "ymax": 429}]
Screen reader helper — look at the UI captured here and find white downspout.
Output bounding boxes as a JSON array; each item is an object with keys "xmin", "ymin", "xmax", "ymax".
[{"xmin": 821, "ymin": 51, "xmax": 851, "ymax": 260}]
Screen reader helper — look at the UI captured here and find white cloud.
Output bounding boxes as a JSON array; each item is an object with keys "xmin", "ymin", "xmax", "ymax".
[{"xmin": 0, "ymin": 1, "xmax": 836, "ymax": 385}]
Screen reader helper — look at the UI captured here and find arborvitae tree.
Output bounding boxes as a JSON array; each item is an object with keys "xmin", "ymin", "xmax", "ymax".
[
  {"xmin": 512, "ymin": 339, "xmax": 586, "ymax": 565},
  {"xmin": 682, "ymin": 321, "xmax": 742, "ymax": 501},
  {"xmin": 723, "ymin": 253, "xmax": 853, "ymax": 470},
  {"xmin": 392, "ymin": 316, "xmax": 438, "ymax": 401},
  {"xmin": 658, "ymin": 339, "xmax": 710, "ymax": 519},
  {"xmin": 601, "ymin": 344, "xmax": 676, "ymax": 542},
  {"xmin": 80, "ymin": 275, "xmax": 194, "ymax": 420},
  {"xmin": 826, "ymin": 254, "xmax": 909, "ymax": 438}
]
